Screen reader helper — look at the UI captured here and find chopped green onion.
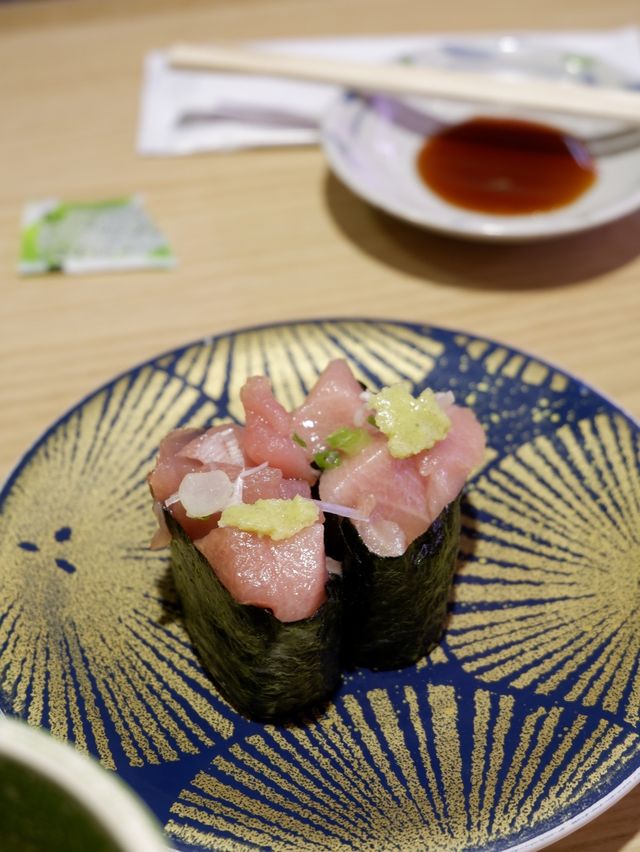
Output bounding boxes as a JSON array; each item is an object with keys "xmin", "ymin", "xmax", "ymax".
[
  {"xmin": 367, "ymin": 414, "xmax": 377, "ymax": 427},
  {"xmin": 313, "ymin": 449, "xmax": 342, "ymax": 470},
  {"xmin": 292, "ymin": 432, "xmax": 307, "ymax": 448},
  {"xmin": 326, "ymin": 426, "xmax": 371, "ymax": 456}
]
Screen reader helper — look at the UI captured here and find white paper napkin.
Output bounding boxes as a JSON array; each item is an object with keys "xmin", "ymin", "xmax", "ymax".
[{"xmin": 137, "ymin": 28, "xmax": 640, "ymax": 156}]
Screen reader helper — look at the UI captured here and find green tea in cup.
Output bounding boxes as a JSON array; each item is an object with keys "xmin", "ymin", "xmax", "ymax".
[{"xmin": 0, "ymin": 718, "xmax": 166, "ymax": 852}]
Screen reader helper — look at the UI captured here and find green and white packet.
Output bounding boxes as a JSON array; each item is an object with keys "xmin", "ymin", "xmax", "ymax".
[{"xmin": 19, "ymin": 196, "xmax": 175, "ymax": 275}]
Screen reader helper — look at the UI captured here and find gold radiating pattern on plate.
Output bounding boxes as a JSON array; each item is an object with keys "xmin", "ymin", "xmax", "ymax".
[
  {"xmin": 452, "ymin": 412, "xmax": 640, "ymax": 724},
  {"xmin": 166, "ymin": 684, "xmax": 640, "ymax": 850},
  {"xmin": 0, "ymin": 320, "xmax": 638, "ymax": 851},
  {"xmin": 0, "ymin": 321, "xmax": 444, "ymax": 769},
  {"xmin": 0, "ymin": 368, "xmax": 230, "ymax": 767}
]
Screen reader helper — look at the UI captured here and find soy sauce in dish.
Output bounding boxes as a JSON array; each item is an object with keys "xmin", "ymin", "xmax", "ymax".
[{"xmin": 416, "ymin": 116, "xmax": 597, "ymax": 215}]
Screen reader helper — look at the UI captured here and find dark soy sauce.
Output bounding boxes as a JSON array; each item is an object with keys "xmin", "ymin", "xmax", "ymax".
[{"xmin": 416, "ymin": 116, "xmax": 597, "ymax": 215}]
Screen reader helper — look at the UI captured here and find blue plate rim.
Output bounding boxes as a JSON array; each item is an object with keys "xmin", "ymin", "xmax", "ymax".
[{"xmin": 1, "ymin": 315, "xmax": 639, "ymax": 852}]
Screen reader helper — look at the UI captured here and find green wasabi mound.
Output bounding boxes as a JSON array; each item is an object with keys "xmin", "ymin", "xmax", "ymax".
[
  {"xmin": 369, "ymin": 382, "xmax": 451, "ymax": 458},
  {"xmin": 219, "ymin": 495, "xmax": 319, "ymax": 540}
]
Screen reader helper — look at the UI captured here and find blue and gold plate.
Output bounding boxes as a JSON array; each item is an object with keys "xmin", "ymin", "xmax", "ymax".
[{"xmin": 1, "ymin": 319, "xmax": 639, "ymax": 850}]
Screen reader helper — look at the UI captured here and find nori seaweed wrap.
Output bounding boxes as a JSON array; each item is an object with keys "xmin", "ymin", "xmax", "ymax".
[
  {"xmin": 167, "ymin": 515, "xmax": 342, "ymax": 722},
  {"xmin": 335, "ymin": 497, "xmax": 461, "ymax": 670},
  {"xmin": 149, "ymin": 360, "xmax": 485, "ymax": 720}
]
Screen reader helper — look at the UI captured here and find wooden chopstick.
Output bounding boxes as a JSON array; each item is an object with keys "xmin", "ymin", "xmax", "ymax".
[{"xmin": 167, "ymin": 42, "xmax": 640, "ymax": 125}]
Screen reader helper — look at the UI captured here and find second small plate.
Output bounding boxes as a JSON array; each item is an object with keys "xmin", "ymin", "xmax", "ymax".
[{"xmin": 321, "ymin": 37, "xmax": 640, "ymax": 241}]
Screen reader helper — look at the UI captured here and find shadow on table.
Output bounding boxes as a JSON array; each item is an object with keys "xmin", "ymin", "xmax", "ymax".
[{"xmin": 323, "ymin": 172, "xmax": 640, "ymax": 291}]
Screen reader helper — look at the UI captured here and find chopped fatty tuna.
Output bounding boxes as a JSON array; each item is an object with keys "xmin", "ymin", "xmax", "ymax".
[
  {"xmin": 290, "ymin": 359, "xmax": 371, "ymax": 456},
  {"xmin": 320, "ymin": 403, "xmax": 485, "ymax": 557},
  {"xmin": 240, "ymin": 465, "xmax": 311, "ymax": 503},
  {"xmin": 195, "ymin": 523, "xmax": 328, "ymax": 623},
  {"xmin": 148, "ymin": 427, "xmax": 223, "ymax": 540},
  {"xmin": 240, "ymin": 376, "xmax": 317, "ymax": 483},
  {"xmin": 149, "ymin": 359, "xmax": 486, "ymax": 619},
  {"xmin": 177, "ymin": 423, "xmax": 246, "ymax": 470},
  {"xmin": 417, "ymin": 405, "xmax": 486, "ymax": 521},
  {"xmin": 148, "ymin": 422, "xmax": 327, "ymax": 620}
]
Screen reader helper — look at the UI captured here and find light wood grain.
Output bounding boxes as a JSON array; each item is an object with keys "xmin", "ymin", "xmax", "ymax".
[{"xmin": 1, "ymin": 1, "xmax": 639, "ymax": 849}]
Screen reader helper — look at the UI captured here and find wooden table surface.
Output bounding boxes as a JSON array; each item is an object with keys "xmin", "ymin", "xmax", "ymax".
[{"xmin": 1, "ymin": 1, "xmax": 639, "ymax": 849}]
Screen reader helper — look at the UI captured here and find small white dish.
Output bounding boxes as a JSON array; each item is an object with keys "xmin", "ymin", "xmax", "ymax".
[{"xmin": 321, "ymin": 37, "xmax": 640, "ymax": 241}]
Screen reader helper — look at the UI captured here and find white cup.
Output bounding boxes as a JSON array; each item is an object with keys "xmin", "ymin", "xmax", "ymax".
[{"xmin": 0, "ymin": 717, "xmax": 167, "ymax": 852}]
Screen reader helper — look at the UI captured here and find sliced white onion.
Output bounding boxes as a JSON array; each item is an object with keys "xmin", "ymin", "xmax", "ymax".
[
  {"xmin": 326, "ymin": 557, "xmax": 342, "ymax": 576},
  {"xmin": 354, "ymin": 392, "xmax": 381, "ymax": 430},
  {"xmin": 164, "ymin": 491, "xmax": 180, "ymax": 507},
  {"xmin": 352, "ymin": 406, "xmax": 366, "ymax": 427},
  {"xmin": 229, "ymin": 476, "xmax": 244, "ymax": 507},
  {"xmin": 312, "ymin": 499, "xmax": 370, "ymax": 522},
  {"xmin": 178, "ymin": 426, "xmax": 244, "ymax": 467},
  {"xmin": 228, "ymin": 461, "xmax": 271, "ymax": 505},
  {"xmin": 238, "ymin": 461, "xmax": 269, "ymax": 479},
  {"xmin": 150, "ymin": 501, "xmax": 171, "ymax": 549},
  {"xmin": 178, "ymin": 469, "xmax": 235, "ymax": 518},
  {"xmin": 435, "ymin": 390, "xmax": 455, "ymax": 408}
]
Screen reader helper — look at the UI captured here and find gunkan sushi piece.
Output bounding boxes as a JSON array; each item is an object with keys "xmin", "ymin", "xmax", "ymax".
[
  {"xmin": 167, "ymin": 512, "xmax": 342, "ymax": 721},
  {"xmin": 148, "ymin": 359, "xmax": 485, "ymax": 718},
  {"xmin": 149, "ymin": 408, "xmax": 342, "ymax": 722},
  {"xmin": 302, "ymin": 363, "xmax": 486, "ymax": 669}
]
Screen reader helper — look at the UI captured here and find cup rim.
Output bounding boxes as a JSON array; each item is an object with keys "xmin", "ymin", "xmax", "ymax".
[{"xmin": 0, "ymin": 717, "xmax": 167, "ymax": 852}]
